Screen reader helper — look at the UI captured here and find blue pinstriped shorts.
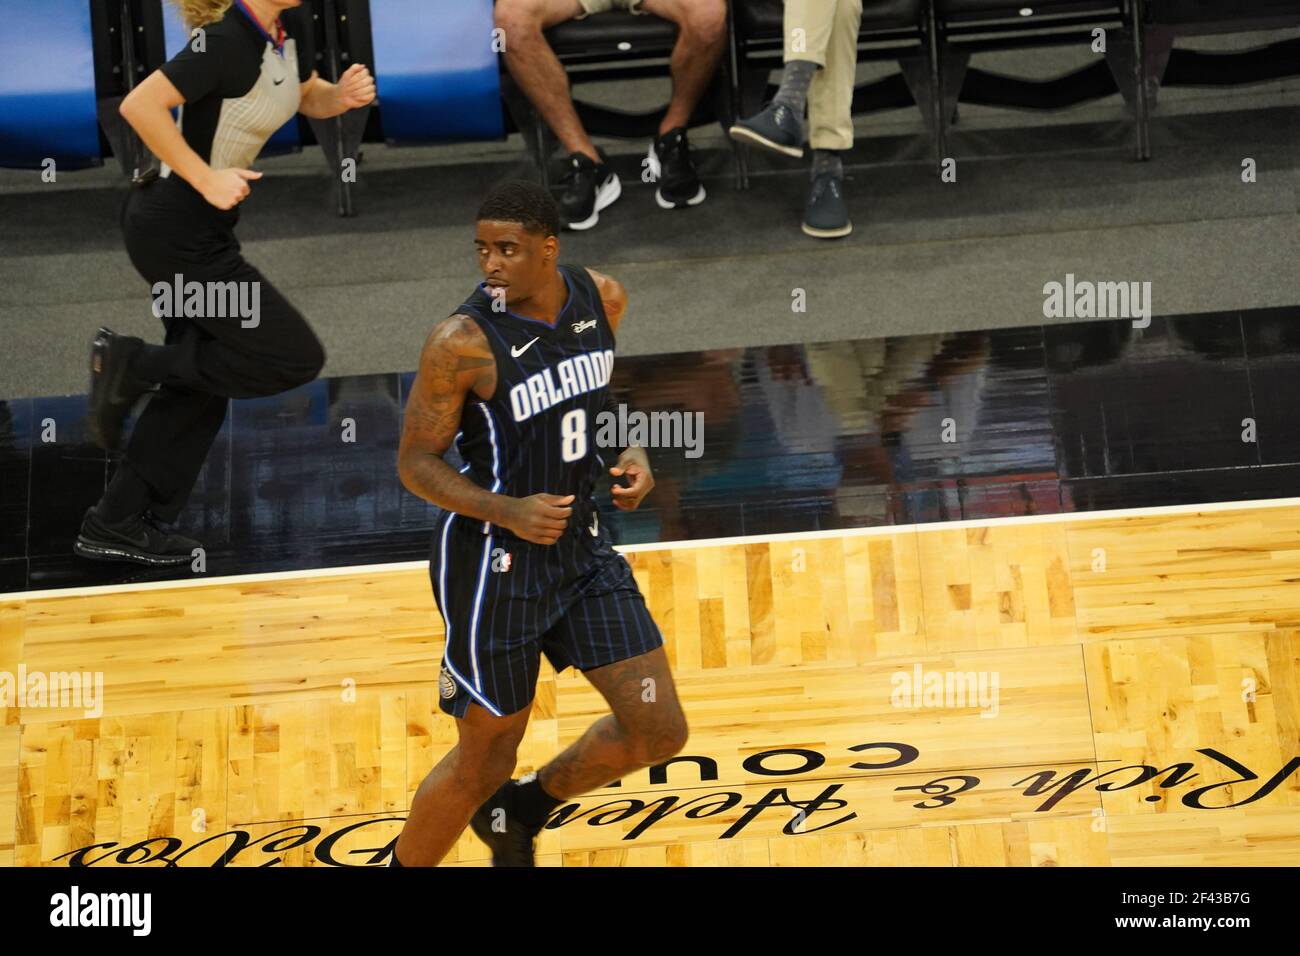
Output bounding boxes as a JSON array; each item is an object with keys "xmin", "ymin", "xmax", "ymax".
[{"xmin": 428, "ymin": 505, "xmax": 664, "ymax": 718}]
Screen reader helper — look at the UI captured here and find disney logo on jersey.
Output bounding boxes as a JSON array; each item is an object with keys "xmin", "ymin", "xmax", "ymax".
[{"xmin": 572, "ymin": 319, "xmax": 597, "ymax": 334}]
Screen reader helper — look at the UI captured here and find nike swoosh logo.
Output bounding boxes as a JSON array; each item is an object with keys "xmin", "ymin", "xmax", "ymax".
[
  {"xmin": 510, "ymin": 337, "xmax": 539, "ymax": 358},
  {"xmin": 589, "ymin": 513, "xmax": 599, "ymax": 536},
  {"xmin": 274, "ymin": 78, "xmax": 285, "ymax": 85}
]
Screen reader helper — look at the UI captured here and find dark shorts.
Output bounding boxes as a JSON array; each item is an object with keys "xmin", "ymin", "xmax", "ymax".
[{"xmin": 428, "ymin": 504, "xmax": 664, "ymax": 718}]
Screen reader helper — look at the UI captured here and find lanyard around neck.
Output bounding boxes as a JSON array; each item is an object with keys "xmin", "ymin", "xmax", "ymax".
[{"xmin": 234, "ymin": 0, "xmax": 285, "ymax": 56}]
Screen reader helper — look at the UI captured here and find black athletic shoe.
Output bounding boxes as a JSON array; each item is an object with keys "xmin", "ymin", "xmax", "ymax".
[
  {"xmin": 802, "ymin": 172, "xmax": 852, "ymax": 239},
  {"xmin": 73, "ymin": 507, "xmax": 201, "ymax": 566},
  {"xmin": 469, "ymin": 779, "xmax": 542, "ymax": 867},
  {"xmin": 728, "ymin": 101, "xmax": 805, "ymax": 159},
  {"xmin": 647, "ymin": 127, "xmax": 706, "ymax": 209},
  {"xmin": 87, "ymin": 327, "xmax": 148, "ymax": 451},
  {"xmin": 553, "ymin": 148, "xmax": 621, "ymax": 231}
]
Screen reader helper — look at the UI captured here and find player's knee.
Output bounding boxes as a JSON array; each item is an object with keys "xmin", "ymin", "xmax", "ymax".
[{"xmin": 631, "ymin": 714, "xmax": 689, "ymax": 765}]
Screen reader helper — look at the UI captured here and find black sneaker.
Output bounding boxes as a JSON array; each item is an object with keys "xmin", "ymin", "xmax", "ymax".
[
  {"xmin": 646, "ymin": 127, "xmax": 706, "ymax": 209},
  {"xmin": 553, "ymin": 148, "xmax": 621, "ymax": 231},
  {"xmin": 468, "ymin": 778, "xmax": 542, "ymax": 867},
  {"xmin": 728, "ymin": 101, "xmax": 805, "ymax": 159},
  {"xmin": 802, "ymin": 172, "xmax": 852, "ymax": 239},
  {"xmin": 73, "ymin": 507, "xmax": 201, "ymax": 566},
  {"xmin": 88, "ymin": 327, "xmax": 149, "ymax": 451}
]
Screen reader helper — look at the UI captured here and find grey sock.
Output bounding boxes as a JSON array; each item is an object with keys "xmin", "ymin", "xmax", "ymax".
[
  {"xmin": 811, "ymin": 149, "xmax": 843, "ymax": 181},
  {"xmin": 772, "ymin": 59, "xmax": 817, "ymax": 116}
]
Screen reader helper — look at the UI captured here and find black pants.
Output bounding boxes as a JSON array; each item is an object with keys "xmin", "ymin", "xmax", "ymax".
[{"xmin": 102, "ymin": 175, "xmax": 325, "ymax": 523}]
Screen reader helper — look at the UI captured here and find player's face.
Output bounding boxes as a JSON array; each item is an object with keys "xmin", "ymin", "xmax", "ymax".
[{"xmin": 474, "ymin": 220, "xmax": 556, "ymax": 304}]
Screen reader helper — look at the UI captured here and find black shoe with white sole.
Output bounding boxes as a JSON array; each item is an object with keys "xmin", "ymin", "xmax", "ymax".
[
  {"xmin": 554, "ymin": 148, "xmax": 621, "ymax": 231},
  {"xmin": 87, "ymin": 327, "xmax": 149, "ymax": 451},
  {"xmin": 468, "ymin": 779, "xmax": 541, "ymax": 867},
  {"xmin": 647, "ymin": 127, "xmax": 705, "ymax": 209},
  {"xmin": 74, "ymin": 508, "xmax": 201, "ymax": 567},
  {"xmin": 728, "ymin": 101, "xmax": 805, "ymax": 159},
  {"xmin": 802, "ymin": 172, "xmax": 852, "ymax": 239}
]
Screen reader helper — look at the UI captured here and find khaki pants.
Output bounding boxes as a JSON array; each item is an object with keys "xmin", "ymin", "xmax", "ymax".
[{"xmin": 782, "ymin": 0, "xmax": 863, "ymax": 150}]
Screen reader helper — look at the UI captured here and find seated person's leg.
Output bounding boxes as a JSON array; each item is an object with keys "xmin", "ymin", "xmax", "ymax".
[
  {"xmin": 495, "ymin": 0, "xmax": 622, "ymax": 229},
  {"xmin": 639, "ymin": 0, "xmax": 726, "ymax": 209},
  {"xmin": 803, "ymin": 0, "xmax": 862, "ymax": 239},
  {"xmin": 729, "ymin": 0, "xmax": 840, "ymax": 159},
  {"xmin": 495, "ymin": 0, "xmax": 596, "ymax": 161}
]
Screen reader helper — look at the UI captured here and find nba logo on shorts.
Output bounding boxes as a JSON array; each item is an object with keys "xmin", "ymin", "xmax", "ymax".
[{"xmin": 439, "ymin": 665, "xmax": 456, "ymax": 700}]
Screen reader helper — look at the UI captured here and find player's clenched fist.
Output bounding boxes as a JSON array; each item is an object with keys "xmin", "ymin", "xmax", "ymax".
[{"xmin": 504, "ymin": 493, "xmax": 573, "ymax": 545}]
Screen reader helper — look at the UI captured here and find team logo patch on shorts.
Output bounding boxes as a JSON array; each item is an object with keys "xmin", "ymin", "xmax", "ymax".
[{"xmin": 439, "ymin": 666, "xmax": 456, "ymax": 700}]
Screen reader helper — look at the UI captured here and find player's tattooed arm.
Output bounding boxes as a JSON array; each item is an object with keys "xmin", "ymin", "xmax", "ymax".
[
  {"xmin": 585, "ymin": 268, "xmax": 628, "ymax": 335},
  {"xmin": 398, "ymin": 315, "xmax": 506, "ymax": 523},
  {"xmin": 399, "ymin": 316, "xmax": 576, "ymax": 544}
]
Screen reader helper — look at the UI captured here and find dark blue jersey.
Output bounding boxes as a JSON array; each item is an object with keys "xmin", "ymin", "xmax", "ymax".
[{"xmin": 450, "ymin": 264, "xmax": 616, "ymax": 535}]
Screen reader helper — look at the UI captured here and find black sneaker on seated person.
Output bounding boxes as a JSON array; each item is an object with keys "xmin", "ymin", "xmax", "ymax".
[
  {"xmin": 73, "ymin": 507, "xmax": 201, "ymax": 567},
  {"xmin": 87, "ymin": 327, "xmax": 149, "ymax": 451},
  {"xmin": 468, "ymin": 778, "xmax": 541, "ymax": 867},
  {"xmin": 647, "ymin": 126, "xmax": 706, "ymax": 209},
  {"xmin": 553, "ymin": 148, "xmax": 621, "ymax": 231},
  {"xmin": 728, "ymin": 101, "xmax": 805, "ymax": 159}
]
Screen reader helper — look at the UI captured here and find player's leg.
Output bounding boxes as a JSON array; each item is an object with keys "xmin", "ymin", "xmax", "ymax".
[
  {"xmin": 493, "ymin": 0, "xmax": 595, "ymax": 160},
  {"xmin": 394, "ymin": 699, "xmax": 533, "ymax": 866},
  {"xmin": 539, "ymin": 645, "xmax": 688, "ymax": 799}
]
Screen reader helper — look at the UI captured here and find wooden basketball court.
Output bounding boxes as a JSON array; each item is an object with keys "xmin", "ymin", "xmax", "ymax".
[{"xmin": 2, "ymin": 498, "xmax": 1298, "ymax": 867}]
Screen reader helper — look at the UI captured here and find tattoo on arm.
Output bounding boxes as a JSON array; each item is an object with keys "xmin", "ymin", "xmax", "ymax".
[{"xmin": 398, "ymin": 316, "xmax": 508, "ymax": 523}]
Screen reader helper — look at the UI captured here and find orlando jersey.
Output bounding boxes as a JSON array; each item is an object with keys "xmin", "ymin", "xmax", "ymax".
[{"xmin": 450, "ymin": 264, "xmax": 615, "ymax": 535}]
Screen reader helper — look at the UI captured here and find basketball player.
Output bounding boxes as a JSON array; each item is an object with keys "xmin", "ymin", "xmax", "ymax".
[
  {"xmin": 76, "ymin": 0, "xmax": 375, "ymax": 565},
  {"xmin": 390, "ymin": 179, "xmax": 689, "ymax": 867}
]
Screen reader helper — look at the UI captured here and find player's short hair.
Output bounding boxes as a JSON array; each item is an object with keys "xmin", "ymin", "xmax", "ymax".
[{"xmin": 477, "ymin": 179, "xmax": 560, "ymax": 239}]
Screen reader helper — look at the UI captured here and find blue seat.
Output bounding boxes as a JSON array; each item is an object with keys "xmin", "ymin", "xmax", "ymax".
[
  {"xmin": 0, "ymin": 1, "xmax": 101, "ymax": 169},
  {"xmin": 370, "ymin": 0, "xmax": 504, "ymax": 144}
]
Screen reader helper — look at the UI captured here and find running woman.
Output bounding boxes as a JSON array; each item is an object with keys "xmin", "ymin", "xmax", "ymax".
[{"xmin": 76, "ymin": 0, "xmax": 375, "ymax": 565}]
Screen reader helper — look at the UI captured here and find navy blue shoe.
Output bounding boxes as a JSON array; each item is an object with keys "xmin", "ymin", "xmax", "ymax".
[
  {"xmin": 802, "ymin": 172, "xmax": 852, "ymax": 239},
  {"xmin": 728, "ymin": 101, "xmax": 805, "ymax": 159}
]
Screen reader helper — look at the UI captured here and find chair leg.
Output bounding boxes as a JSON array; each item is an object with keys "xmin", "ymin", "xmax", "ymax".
[
  {"xmin": 725, "ymin": 8, "xmax": 749, "ymax": 190},
  {"xmin": 925, "ymin": 0, "xmax": 947, "ymax": 175},
  {"xmin": 1130, "ymin": 0, "xmax": 1151, "ymax": 161},
  {"xmin": 535, "ymin": 111, "xmax": 551, "ymax": 191}
]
